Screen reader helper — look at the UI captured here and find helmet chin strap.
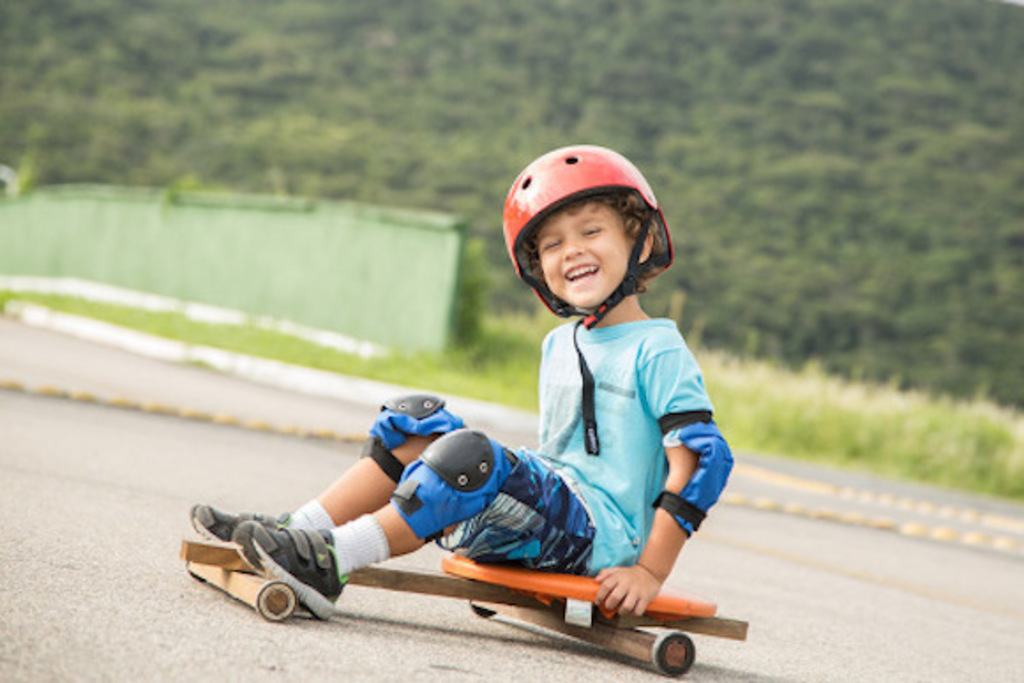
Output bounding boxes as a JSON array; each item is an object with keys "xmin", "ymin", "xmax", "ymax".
[
  {"xmin": 572, "ymin": 217, "xmax": 653, "ymax": 455},
  {"xmin": 572, "ymin": 320, "xmax": 601, "ymax": 455},
  {"xmin": 580, "ymin": 272, "xmax": 639, "ymax": 330}
]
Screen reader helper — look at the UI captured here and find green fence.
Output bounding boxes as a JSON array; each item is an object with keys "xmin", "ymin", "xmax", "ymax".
[{"xmin": 0, "ymin": 185, "xmax": 466, "ymax": 351}]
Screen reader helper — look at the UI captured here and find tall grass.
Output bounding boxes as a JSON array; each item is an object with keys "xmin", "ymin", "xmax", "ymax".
[
  {"xmin": 3, "ymin": 290, "xmax": 1022, "ymax": 500},
  {"xmin": 704, "ymin": 354, "xmax": 1024, "ymax": 499}
]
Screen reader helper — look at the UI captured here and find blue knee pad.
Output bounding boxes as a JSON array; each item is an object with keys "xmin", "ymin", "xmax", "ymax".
[
  {"xmin": 390, "ymin": 429, "xmax": 514, "ymax": 540},
  {"xmin": 369, "ymin": 394, "xmax": 464, "ymax": 450},
  {"xmin": 363, "ymin": 394, "xmax": 464, "ymax": 483}
]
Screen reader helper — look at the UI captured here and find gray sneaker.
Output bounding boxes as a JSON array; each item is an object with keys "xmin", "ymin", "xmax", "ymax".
[
  {"xmin": 190, "ymin": 504, "xmax": 290, "ymax": 543},
  {"xmin": 232, "ymin": 521, "xmax": 346, "ymax": 620}
]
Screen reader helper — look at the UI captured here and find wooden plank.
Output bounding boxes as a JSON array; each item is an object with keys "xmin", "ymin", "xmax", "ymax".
[
  {"xmin": 347, "ymin": 566, "xmax": 540, "ymax": 608},
  {"xmin": 180, "ymin": 539, "xmax": 249, "ymax": 571},
  {"xmin": 606, "ymin": 614, "xmax": 749, "ymax": 641},
  {"xmin": 658, "ymin": 616, "xmax": 749, "ymax": 641}
]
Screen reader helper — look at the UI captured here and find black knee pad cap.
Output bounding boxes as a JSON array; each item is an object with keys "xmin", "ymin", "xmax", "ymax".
[
  {"xmin": 420, "ymin": 430, "xmax": 496, "ymax": 492},
  {"xmin": 383, "ymin": 394, "xmax": 446, "ymax": 419}
]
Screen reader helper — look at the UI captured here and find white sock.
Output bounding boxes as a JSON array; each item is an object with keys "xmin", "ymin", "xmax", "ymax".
[
  {"xmin": 290, "ymin": 499, "xmax": 335, "ymax": 531},
  {"xmin": 331, "ymin": 514, "xmax": 391, "ymax": 575}
]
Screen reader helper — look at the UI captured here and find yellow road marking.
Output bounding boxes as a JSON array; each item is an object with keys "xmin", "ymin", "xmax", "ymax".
[
  {"xmin": 723, "ymin": 492, "xmax": 1022, "ymax": 556},
  {"xmin": 733, "ymin": 463, "xmax": 839, "ymax": 495},
  {"xmin": 734, "ymin": 462, "xmax": 1024, "ymax": 537}
]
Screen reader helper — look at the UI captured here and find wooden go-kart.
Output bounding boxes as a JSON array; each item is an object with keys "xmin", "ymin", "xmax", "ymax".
[{"xmin": 181, "ymin": 538, "xmax": 747, "ymax": 677}]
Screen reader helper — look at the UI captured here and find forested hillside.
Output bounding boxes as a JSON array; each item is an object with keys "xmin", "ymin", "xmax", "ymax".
[{"xmin": 1, "ymin": 0, "xmax": 1022, "ymax": 406}]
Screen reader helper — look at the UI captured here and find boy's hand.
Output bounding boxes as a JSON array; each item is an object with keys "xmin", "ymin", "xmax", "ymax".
[{"xmin": 594, "ymin": 564, "xmax": 663, "ymax": 616}]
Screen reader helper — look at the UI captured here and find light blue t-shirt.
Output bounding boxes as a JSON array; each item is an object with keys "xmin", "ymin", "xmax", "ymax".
[{"xmin": 536, "ymin": 319, "xmax": 713, "ymax": 572}]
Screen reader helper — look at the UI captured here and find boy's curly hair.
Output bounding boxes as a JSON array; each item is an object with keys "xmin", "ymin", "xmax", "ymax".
[{"xmin": 522, "ymin": 191, "xmax": 668, "ymax": 294}]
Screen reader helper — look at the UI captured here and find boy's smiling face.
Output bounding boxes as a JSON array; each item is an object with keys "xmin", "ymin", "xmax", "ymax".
[{"xmin": 535, "ymin": 201, "xmax": 635, "ymax": 314}]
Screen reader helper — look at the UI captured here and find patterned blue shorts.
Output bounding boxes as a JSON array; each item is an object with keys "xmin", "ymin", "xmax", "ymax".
[{"xmin": 438, "ymin": 449, "xmax": 595, "ymax": 575}]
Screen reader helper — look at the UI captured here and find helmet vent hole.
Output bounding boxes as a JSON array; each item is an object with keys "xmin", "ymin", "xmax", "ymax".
[
  {"xmin": 565, "ymin": 156, "xmax": 579, "ymax": 165},
  {"xmin": 521, "ymin": 177, "xmax": 532, "ymax": 190}
]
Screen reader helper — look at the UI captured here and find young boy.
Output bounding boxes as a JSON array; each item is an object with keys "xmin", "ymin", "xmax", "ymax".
[{"xmin": 191, "ymin": 144, "xmax": 733, "ymax": 620}]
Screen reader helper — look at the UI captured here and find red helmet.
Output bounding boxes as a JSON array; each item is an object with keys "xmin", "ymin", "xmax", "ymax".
[{"xmin": 502, "ymin": 145, "xmax": 673, "ymax": 320}]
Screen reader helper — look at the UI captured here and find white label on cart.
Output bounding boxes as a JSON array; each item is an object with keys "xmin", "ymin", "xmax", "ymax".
[{"xmin": 564, "ymin": 598, "xmax": 593, "ymax": 627}]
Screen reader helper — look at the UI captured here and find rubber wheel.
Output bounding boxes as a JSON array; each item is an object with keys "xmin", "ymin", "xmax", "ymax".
[
  {"xmin": 652, "ymin": 632, "xmax": 695, "ymax": 677},
  {"xmin": 470, "ymin": 602, "xmax": 497, "ymax": 618}
]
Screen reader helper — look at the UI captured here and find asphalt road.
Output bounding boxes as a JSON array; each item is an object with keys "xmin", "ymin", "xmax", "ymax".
[{"xmin": 2, "ymin": 319, "xmax": 1023, "ymax": 682}]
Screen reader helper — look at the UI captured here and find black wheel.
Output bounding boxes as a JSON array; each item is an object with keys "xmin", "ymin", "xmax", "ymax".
[
  {"xmin": 469, "ymin": 602, "xmax": 498, "ymax": 618},
  {"xmin": 652, "ymin": 632, "xmax": 695, "ymax": 677}
]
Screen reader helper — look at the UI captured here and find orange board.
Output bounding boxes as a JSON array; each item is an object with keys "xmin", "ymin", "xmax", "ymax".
[{"xmin": 441, "ymin": 554, "xmax": 717, "ymax": 621}]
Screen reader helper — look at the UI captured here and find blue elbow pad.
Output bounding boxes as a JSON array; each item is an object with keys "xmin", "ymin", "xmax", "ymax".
[{"xmin": 658, "ymin": 419, "xmax": 734, "ymax": 536}]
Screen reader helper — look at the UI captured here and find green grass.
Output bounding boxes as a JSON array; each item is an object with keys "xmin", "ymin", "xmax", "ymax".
[{"xmin": 4, "ymin": 290, "xmax": 1022, "ymax": 501}]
